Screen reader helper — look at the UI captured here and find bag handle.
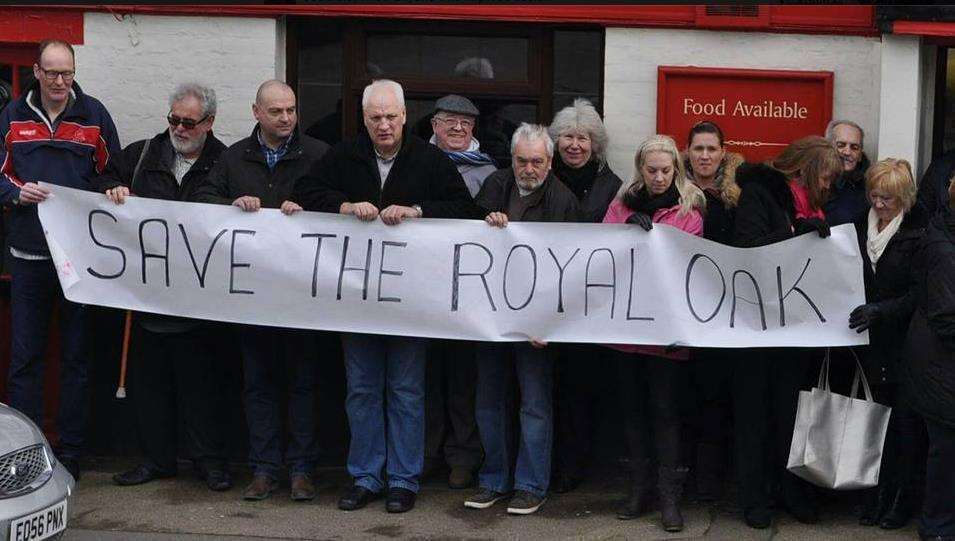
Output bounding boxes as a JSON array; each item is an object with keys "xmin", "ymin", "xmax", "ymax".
[
  {"xmin": 848, "ymin": 348, "xmax": 875, "ymax": 402},
  {"xmin": 816, "ymin": 348, "xmax": 831, "ymax": 390}
]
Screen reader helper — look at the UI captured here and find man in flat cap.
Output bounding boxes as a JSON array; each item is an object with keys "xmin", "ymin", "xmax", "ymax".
[{"xmin": 422, "ymin": 95, "xmax": 497, "ymax": 489}]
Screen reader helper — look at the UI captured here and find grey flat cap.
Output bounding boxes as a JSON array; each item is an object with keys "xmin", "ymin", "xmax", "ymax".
[{"xmin": 434, "ymin": 94, "xmax": 480, "ymax": 117}]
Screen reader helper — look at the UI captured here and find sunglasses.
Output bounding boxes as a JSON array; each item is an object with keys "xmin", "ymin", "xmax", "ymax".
[{"xmin": 167, "ymin": 113, "xmax": 209, "ymax": 130}]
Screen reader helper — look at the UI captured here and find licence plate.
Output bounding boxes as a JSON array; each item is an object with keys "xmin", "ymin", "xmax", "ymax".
[{"xmin": 9, "ymin": 499, "xmax": 67, "ymax": 541}]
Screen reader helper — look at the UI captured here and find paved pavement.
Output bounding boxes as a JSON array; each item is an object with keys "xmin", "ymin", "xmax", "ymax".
[{"xmin": 62, "ymin": 459, "xmax": 920, "ymax": 540}]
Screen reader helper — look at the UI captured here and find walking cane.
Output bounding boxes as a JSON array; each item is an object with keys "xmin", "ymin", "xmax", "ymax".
[{"xmin": 116, "ymin": 310, "xmax": 132, "ymax": 399}]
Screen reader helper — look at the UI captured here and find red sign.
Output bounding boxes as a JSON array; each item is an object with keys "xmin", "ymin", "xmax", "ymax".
[{"xmin": 657, "ymin": 66, "xmax": 833, "ymax": 162}]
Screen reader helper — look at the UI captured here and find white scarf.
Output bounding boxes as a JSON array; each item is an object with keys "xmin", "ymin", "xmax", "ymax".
[{"xmin": 866, "ymin": 208, "xmax": 904, "ymax": 272}]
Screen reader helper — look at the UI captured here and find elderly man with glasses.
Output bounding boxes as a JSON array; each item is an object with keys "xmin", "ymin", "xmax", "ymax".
[
  {"xmin": 0, "ymin": 39, "xmax": 123, "ymax": 482},
  {"xmin": 106, "ymin": 82, "xmax": 233, "ymax": 492}
]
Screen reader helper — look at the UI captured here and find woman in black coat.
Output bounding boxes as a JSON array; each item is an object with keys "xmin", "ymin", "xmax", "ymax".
[
  {"xmin": 731, "ymin": 136, "xmax": 842, "ymax": 529},
  {"xmin": 901, "ymin": 178, "xmax": 955, "ymax": 540},
  {"xmin": 848, "ymin": 159, "xmax": 928, "ymax": 530}
]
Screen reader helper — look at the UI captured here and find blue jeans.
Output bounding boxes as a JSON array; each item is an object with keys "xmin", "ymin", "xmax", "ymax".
[
  {"xmin": 240, "ymin": 325, "xmax": 319, "ymax": 479},
  {"xmin": 343, "ymin": 333, "xmax": 427, "ymax": 493},
  {"xmin": 7, "ymin": 257, "xmax": 88, "ymax": 459},
  {"xmin": 475, "ymin": 342, "xmax": 553, "ymax": 498}
]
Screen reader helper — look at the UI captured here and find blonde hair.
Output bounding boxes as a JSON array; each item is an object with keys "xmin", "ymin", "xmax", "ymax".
[
  {"xmin": 619, "ymin": 134, "xmax": 706, "ymax": 216},
  {"xmin": 866, "ymin": 158, "xmax": 917, "ymax": 212},
  {"xmin": 772, "ymin": 136, "xmax": 842, "ymax": 210}
]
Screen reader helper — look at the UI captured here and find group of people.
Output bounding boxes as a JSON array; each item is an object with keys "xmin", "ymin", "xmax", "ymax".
[{"xmin": 2, "ymin": 38, "xmax": 955, "ymax": 540}]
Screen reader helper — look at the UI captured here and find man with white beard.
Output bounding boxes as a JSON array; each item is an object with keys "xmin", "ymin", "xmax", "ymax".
[{"xmin": 108, "ymin": 82, "xmax": 233, "ymax": 492}]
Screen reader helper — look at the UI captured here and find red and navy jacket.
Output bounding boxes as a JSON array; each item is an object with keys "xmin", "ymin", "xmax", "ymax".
[{"xmin": 0, "ymin": 80, "xmax": 122, "ymax": 255}]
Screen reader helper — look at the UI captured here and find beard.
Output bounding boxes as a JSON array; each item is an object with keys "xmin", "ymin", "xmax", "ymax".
[
  {"xmin": 516, "ymin": 174, "xmax": 545, "ymax": 193},
  {"xmin": 170, "ymin": 129, "xmax": 207, "ymax": 156}
]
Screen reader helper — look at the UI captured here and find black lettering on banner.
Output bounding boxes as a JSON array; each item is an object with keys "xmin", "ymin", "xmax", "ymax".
[
  {"xmin": 731, "ymin": 269, "xmax": 767, "ymax": 330},
  {"xmin": 685, "ymin": 253, "xmax": 726, "ymax": 323},
  {"xmin": 302, "ymin": 233, "xmax": 337, "ymax": 297},
  {"xmin": 139, "ymin": 218, "xmax": 169, "ymax": 286},
  {"xmin": 547, "ymin": 248, "xmax": 579, "ymax": 313},
  {"xmin": 777, "ymin": 258, "xmax": 825, "ymax": 326},
  {"xmin": 378, "ymin": 240, "xmax": 407, "ymax": 303},
  {"xmin": 451, "ymin": 242, "xmax": 496, "ymax": 312},
  {"xmin": 229, "ymin": 229, "xmax": 256, "ymax": 295},
  {"xmin": 86, "ymin": 210, "xmax": 126, "ymax": 279},
  {"xmin": 337, "ymin": 236, "xmax": 372, "ymax": 301},
  {"xmin": 584, "ymin": 248, "xmax": 616, "ymax": 317},
  {"xmin": 502, "ymin": 244, "xmax": 537, "ymax": 310},
  {"xmin": 179, "ymin": 225, "xmax": 227, "ymax": 288},
  {"xmin": 626, "ymin": 248, "xmax": 654, "ymax": 321}
]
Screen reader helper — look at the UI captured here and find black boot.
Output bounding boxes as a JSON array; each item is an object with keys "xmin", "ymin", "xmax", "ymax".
[
  {"xmin": 658, "ymin": 466, "xmax": 688, "ymax": 532},
  {"xmin": 879, "ymin": 488, "xmax": 913, "ymax": 529},
  {"xmin": 616, "ymin": 459, "xmax": 651, "ymax": 520},
  {"xmin": 859, "ymin": 484, "xmax": 890, "ymax": 526},
  {"xmin": 695, "ymin": 442, "xmax": 723, "ymax": 502}
]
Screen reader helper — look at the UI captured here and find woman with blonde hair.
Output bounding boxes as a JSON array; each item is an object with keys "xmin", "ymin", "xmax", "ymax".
[
  {"xmin": 601, "ymin": 134, "xmax": 704, "ymax": 533},
  {"xmin": 849, "ymin": 159, "xmax": 928, "ymax": 530}
]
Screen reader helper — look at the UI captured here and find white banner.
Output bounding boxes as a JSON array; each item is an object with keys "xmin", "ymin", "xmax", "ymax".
[{"xmin": 38, "ymin": 185, "xmax": 868, "ymax": 348}]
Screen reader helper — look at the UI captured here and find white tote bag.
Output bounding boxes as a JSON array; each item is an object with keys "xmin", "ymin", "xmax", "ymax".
[{"xmin": 787, "ymin": 349, "xmax": 892, "ymax": 489}]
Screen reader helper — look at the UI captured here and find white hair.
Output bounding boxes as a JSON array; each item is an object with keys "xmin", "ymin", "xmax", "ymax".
[
  {"xmin": 825, "ymin": 119, "xmax": 864, "ymax": 146},
  {"xmin": 169, "ymin": 82, "xmax": 217, "ymax": 117},
  {"xmin": 510, "ymin": 123, "xmax": 554, "ymax": 158},
  {"xmin": 362, "ymin": 79, "xmax": 405, "ymax": 110},
  {"xmin": 548, "ymin": 98, "xmax": 609, "ymax": 166}
]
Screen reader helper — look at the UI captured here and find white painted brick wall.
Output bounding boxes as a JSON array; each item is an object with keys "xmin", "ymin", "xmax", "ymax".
[
  {"xmin": 75, "ymin": 13, "xmax": 280, "ymax": 148},
  {"xmin": 604, "ymin": 28, "xmax": 882, "ymax": 181}
]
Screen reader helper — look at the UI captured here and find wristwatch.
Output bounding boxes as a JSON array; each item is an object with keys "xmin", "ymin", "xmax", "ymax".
[{"xmin": 412, "ymin": 204, "xmax": 423, "ymax": 218}]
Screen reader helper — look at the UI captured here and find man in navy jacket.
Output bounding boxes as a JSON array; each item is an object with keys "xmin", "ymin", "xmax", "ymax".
[{"xmin": 0, "ymin": 39, "xmax": 122, "ymax": 481}]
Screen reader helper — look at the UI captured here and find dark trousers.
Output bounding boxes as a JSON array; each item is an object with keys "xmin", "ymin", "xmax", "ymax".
[
  {"xmin": 614, "ymin": 350, "xmax": 684, "ymax": 470},
  {"xmin": 424, "ymin": 339, "xmax": 482, "ymax": 470},
  {"xmin": 733, "ymin": 347, "xmax": 816, "ymax": 510},
  {"xmin": 873, "ymin": 384, "xmax": 927, "ymax": 495},
  {"xmin": 7, "ymin": 257, "xmax": 87, "ymax": 459},
  {"xmin": 554, "ymin": 343, "xmax": 605, "ymax": 479},
  {"xmin": 921, "ymin": 418, "xmax": 955, "ymax": 537},
  {"xmin": 689, "ymin": 348, "xmax": 733, "ymax": 451},
  {"xmin": 240, "ymin": 325, "xmax": 319, "ymax": 479},
  {"xmin": 132, "ymin": 326, "xmax": 226, "ymax": 473}
]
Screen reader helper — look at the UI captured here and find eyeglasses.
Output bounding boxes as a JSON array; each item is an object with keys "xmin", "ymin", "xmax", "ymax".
[
  {"xmin": 167, "ymin": 113, "xmax": 210, "ymax": 130},
  {"xmin": 869, "ymin": 194, "xmax": 896, "ymax": 205},
  {"xmin": 37, "ymin": 68, "xmax": 74, "ymax": 82},
  {"xmin": 434, "ymin": 116, "xmax": 474, "ymax": 130}
]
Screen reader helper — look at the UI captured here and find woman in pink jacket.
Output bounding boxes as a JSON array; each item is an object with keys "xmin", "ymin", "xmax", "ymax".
[{"xmin": 603, "ymin": 134, "xmax": 705, "ymax": 533}]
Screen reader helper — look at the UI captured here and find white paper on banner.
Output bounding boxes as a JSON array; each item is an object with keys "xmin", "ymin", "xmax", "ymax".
[
  {"xmin": 37, "ymin": 184, "xmax": 869, "ymax": 348},
  {"xmin": 44, "ymin": 228, "xmax": 80, "ymax": 290}
]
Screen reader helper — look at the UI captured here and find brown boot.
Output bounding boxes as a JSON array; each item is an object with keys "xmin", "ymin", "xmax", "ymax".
[
  {"xmin": 242, "ymin": 475, "xmax": 278, "ymax": 501},
  {"xmin": 290, "ymin": 474, "xmax": 316, "ymax": 501},
  {"xmin": 659, "ymin": 466, "xmax": 688, "ymax": 532},
  {"xmin": 616, "ymin": 459, "xmax": 651, "ymax": 520}
]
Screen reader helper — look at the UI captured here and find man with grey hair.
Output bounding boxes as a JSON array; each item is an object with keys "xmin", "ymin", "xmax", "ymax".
[
  {"xmin": 108, "ymin": 82, "xmax": 232, "ymax": 492},
  {"xmin": 464, "ymin": 124, "xmax": 579, "ymax": 515},
  {"xmin": 824, "ymin": 119, "xmax": 870, "ymax": 225},
  {"xmin": 292, "ymin": 79, "xmax": 476, "ymax": 513}
]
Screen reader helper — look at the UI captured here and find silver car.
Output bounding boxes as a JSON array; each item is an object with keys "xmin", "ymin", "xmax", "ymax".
[{"xmin": 0, "ymin": 402, "xmax": 74, "ymax": 541}]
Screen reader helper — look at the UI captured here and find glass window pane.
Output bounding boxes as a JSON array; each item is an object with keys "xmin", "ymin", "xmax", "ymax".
[
  {"xmin": 945, "ymin": 49, "xmax": 955, "ymax": 153},
  {"xmin": 367, "ymin": 34, "xmax": 529, "ymax": 82},
  {"xmin": 298, "ymin": 23, "xmax": 344, "ymax": 146},
  {"xmin": 552, "ymin": 30, "xmax": 603, "ymax": 118},
  {"xmin": 1, "ymin": 64, "xmax": 12, "ymax": 112},
  {"xmin": 18, "ymin": 66, "xmax": 34, "ymax": 94}
]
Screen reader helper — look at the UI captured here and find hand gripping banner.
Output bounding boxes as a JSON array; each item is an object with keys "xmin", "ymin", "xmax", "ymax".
[{"xmin": 38, "ymin": 185, "xmax": 868, "ymax": 348}]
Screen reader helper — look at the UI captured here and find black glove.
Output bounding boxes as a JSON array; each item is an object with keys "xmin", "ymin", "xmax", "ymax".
[
  {"xmin": 795, "ymin": 217, "xmax": 831, "ymax": 238},
  {"xmin": 848, "ymin": 303, "xmax": 882, "ymax": 333},
  {"xmin": 626, "ymin": 211, "xmax": 653, "ymax": 231}
]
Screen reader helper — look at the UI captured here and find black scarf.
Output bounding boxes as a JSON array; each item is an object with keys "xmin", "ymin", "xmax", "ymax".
[
  {"xmin": 622, "ymin": 181, "xmax": 680, "ymax": 215},
  {"xmin": 554, "ymin": 156, "xmax": 598, "ymax": 201}
]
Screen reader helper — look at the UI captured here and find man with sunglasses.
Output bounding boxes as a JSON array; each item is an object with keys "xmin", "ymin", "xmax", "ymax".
[
  {"xmin": 192, "ymin": 79, "xmax": 329, "ymax": 503},
  {"xmin": 106, "ymin": 82, "xmax": 232, "ymax": 493},
  {"xmin": 0, "ymin": 39, "xmax": 123, "ymax": 482}
]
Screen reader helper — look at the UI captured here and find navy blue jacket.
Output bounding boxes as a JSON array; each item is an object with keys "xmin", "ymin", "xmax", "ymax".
[{"xmin": 0, "ymin": 80, "xmax": 122, "ymax": 255}]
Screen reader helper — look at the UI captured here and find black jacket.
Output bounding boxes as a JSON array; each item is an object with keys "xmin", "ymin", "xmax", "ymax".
[
  {"xmin": 854, "ymin": 202, "xmax": 928, "ymax": 385},
  {"xmin": 917, "ymin": 148, "xmax": 955, "ymax": 217},
  {"xmin": 475, "ymin": 168, "xmax": 581, "ymax": 223},
  {"xmin": 123, "ymin": 130, "xmax": 226, "ymax": 202},
  {"xmin": 552, "ymin": 156, "xmax": 621, "ymax": 223},
  {"xmin": 825, "ymin": 154, "xmax": 870, "ymax": 227},
  {"xmin": 192, "ymin": 126, "xmax": 329, "ymax": 208},
  {"xmin": 292, "ymin": 132, "xmax": 478, "ymax": 219},
  {"xmin": 902, "ymin": 209, "xmax": 955, "ymax": 428},
  {"xmin": 732, "ymin": 163, "xmax": 797, "ymax": 248}
]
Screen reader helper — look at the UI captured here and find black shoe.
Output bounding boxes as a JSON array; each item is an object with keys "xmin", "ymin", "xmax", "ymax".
[
  {"xmin": 464, "ymin": 488, "xmax": 511, "ymax": 509},
  {"xmin": 338, "ymin": 485, "xmax": 379, "ymax": 511},
  {"xmin": 880, "ymin": 488, "xmax": 913, "ymax": 529},
  {"xmin": 62, "ymin": 457, "xmax": 81, "ymax": 482},
  {"xmin": 507, "ymin": 490, "xmax": 546, "ymax": 515},
  {"xmin": 205, "ymin": 469, "xmax": 233, "ymax": 492},
  {"xmin": 113, "ymin": 464, "xmax": 174, "ymax": 486},
  {"xmin": 859, "ymin": 485, "xmax": 889, "ymax": 526},
  {"xmin": 551, "ymin": 473, "xmax": 581, "ymax": 494},
  {"xmin": 744, "ymin": 506, "xmax": 773, "ymax": 529},
  {"xmin": 386, "ymin": 487, "xmax": 416, "ymax": 513}
]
